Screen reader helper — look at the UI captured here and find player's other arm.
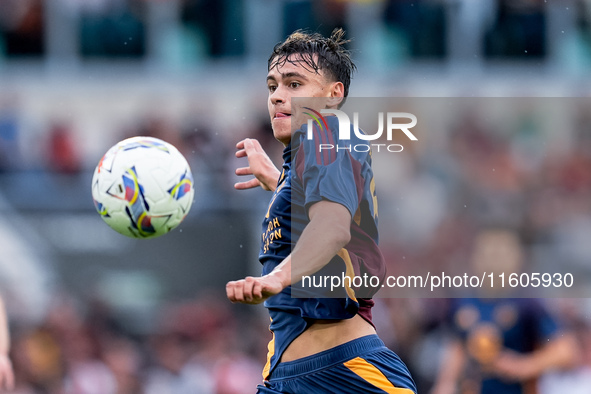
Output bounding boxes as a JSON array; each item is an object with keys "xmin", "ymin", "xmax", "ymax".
[
  {"xmin": 234, "ymin": 138, "xmax": 281, "ymax": 191},
  {"xmin": 0, "ymin": 297, "xmax": 14, "ymax": 391},
  {"xmin": 491, "ymin": 331, "xmax": 580, "ymax": 381},
  {"xmin": 226, "ymin": 200, "xmax": 351, "ymax": 304}
]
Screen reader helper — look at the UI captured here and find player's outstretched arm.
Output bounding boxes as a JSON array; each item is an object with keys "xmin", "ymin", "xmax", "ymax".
[
  {"xmin": 235, "ymin": 138, "xmax": 281, "ymax": 191},
  {"xmin": 226, "ymin": 200, "xmax": 351, "ymax": 304},
  {"xmin": 226, "ymin": 272, "xmax": 287, "ymax": 305},
  {"xmin": 283, "ymin": 200, "xmax": 351, "ymax": 283},
  {"xmin": 0, "ymin": 297, "xmax": 14, "ymax": 391}
]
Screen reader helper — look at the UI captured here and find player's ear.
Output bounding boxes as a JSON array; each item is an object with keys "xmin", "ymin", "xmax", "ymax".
[{"xmin": 326, "ymin": 81, "xmax": 344, "ymax": 108}]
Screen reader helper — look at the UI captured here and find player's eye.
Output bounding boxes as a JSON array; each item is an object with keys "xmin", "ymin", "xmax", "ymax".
[
  {"xmin": 289, "ymin": 82, "xmax": 301, "ymax": 89},
  {"xmin": 268, "ymin": 85, "xmax": 277, "ymax": 93}
]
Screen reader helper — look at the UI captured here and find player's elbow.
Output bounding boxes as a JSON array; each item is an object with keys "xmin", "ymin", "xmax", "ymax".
[
  {"xmin": 308, "ymin": 200, "xmax": 352, "ymax": 249},
  {"xmin": 332, "ymin": 224, "xmax": 351, "ymax": 249}
]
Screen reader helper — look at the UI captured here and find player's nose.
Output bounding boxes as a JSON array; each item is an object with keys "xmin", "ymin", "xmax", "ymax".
[{"xmin": 270, "ymin": 85, "xmax": 286, "ymax": 105}]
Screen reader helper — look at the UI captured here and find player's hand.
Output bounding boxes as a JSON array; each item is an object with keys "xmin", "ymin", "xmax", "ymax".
[
  {"xmin": 235, "ymin": 138, "xmax": 280, "ymax": 192},
  {"xmin": 226, "ymin": 274, "xmax": 285, "ymax": 305},
  {"xmin": 0, "ymin": 353, "xmax": 14, "ymax": 391}
]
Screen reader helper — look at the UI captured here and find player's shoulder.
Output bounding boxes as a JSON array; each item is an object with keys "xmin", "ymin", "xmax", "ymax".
[
  {"xmin": 294, "ymin": 115, "xmax": 371, "ymax": 159},
  {"xmin": 293, "ymin": 115, "xmax": 339, "ymax": 142}
]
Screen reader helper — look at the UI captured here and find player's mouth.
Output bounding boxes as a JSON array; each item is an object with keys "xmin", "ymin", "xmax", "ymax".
[{"xmin": 274, "ymin": 112, "xmax": 291, "ymax": 119}]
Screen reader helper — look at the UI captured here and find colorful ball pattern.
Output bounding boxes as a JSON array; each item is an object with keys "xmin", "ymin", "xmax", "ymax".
[{"xmin": 92, "ymin": 136, "xmax": 194, "ymax": 239}]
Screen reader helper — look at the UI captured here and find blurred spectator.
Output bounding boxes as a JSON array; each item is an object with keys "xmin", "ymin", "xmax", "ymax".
[
  {"xmin": 144, "ymin": 332, "xmax": 211, "ymax": 394},
  {"xmin": 47, "ymin": 123, "xmax": 81, "ymax": 174},
  {"xmin": 0, "ymin": 0, "xmax": 44, "ymax": 57},
  {"xmin": 430, "ymin": 229, "xmax": 579, "ymax": 394},
  {"xmin": 100, "ymin": 336, "xmax": 142, "ymax": 394},
  {"xmin": 12, "ymin": 328, "xmax": 64, "ymax": 393}
]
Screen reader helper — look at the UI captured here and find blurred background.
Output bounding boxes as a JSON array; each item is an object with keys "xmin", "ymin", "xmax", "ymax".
[{"xmin": 1, "ymin": 0, "xmax": 591, "ymax": 393}]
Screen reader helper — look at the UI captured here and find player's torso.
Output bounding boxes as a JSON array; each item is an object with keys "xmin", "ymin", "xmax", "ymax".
[
  {"xmin": 259, "ymin": 167, "xmax": 291, "ymax": 268},
  {"xmin": 258, "ymin": 123, "xmax": 386, "ymax": 376}
]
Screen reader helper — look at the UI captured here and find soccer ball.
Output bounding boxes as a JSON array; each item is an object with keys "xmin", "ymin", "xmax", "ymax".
[{"xmin": 91, "ymin": 136, "xmax": 194, "ymax": 239}]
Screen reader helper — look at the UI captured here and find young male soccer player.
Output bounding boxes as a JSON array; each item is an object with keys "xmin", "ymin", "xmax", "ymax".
[{"xmin": 226, "ymin": 29, "xmax": 416, "ymax": 393}]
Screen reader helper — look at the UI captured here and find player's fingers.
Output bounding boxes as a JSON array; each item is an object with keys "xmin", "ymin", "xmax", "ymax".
[
  {"xmin": 236, "ymin": 139, "xmax": 246, "ymax": 149},
  {"xmin": 235, "ymin": 166, "xmax": 253, "ymax": 176},
  {"xmin": 242, "ymin": 276, "xmax": 256, "ymax": 303},
  {"xmin": 252, "ymin": 280, "xmax": 263, "ymax": 300},
  {"xmin": 248, "ymin": 138, "xmax": 264, "ymax": 152},
  {"xmin": 230, "ymin": 280, "xmax": 247, "ymax": 303},
  {"xmin": 236, "ymin": 148, "xmax": 246, "ymax": 158},
  {"xmin": 226, "ymin": 281, "xmax": 235, "ymax": 302},
  {"xmin": 243, "ymin": 138, "xmax": 258, "ymax": 155},
  {"xmin": 234, "ymin": 178, "xmax": 261, "ymax": 190},
  {"xmin": 260, "ymin": 282, "xmax": 277, "ymax": 299},
  {"xmin": 226, "ymin": 281, "xmax": 242, "ymax": 302}
]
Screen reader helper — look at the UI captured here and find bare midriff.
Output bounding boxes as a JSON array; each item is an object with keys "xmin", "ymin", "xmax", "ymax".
[{"xmin": 280, "ymin": 314, "xmax": 376, "ymax": 362}]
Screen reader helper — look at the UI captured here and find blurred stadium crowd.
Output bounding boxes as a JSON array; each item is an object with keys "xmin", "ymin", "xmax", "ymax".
[{"xmin": 1, "ymin": 0, "xmax": 591, "ymax": 393}]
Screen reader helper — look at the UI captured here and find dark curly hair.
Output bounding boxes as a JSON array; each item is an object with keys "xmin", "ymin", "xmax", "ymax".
[{"xmin": 268, "ymin": 28, "xmax": 356, "ymax": 98}]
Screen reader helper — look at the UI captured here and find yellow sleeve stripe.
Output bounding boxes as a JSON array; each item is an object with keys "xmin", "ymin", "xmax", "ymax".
[{"xmin": 343, "ymin": 357, "xmax": 415, "ymax": 394}]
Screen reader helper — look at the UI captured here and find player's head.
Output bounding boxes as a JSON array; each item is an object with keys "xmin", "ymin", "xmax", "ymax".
[
  {"xmin": 268, "ymin": 28, "xmax": 356, "ymax": 99},
  {"xmin": 266, "ymin": 28, "xmax": 356, "ymax": 145},
  {"xmin": 471, "ymin": 228, "xmax": 524, "ymax": 295}
]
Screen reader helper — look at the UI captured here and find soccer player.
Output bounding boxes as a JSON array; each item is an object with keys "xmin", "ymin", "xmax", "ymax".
[
  {"xmin": 430, "ymin": 229, "xmax": 579, "ymax": 394},
  {"xmin": 0, "ymin": 296, "xmax": 14, "ymax": 391},
  {"xmin": 226, "ymin": 29, "xmax": 417, "ymax": 393}
]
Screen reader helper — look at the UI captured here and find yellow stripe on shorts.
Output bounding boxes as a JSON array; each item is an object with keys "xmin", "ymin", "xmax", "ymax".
[
  {"xmin": 262, "ymin": 318, "xmax": 275, "ymax": 381},
  {"xmin": 343, "ymin": 357, "xmax": 415, "ymax": 394},
  {"xmin": 336, "ymin": 249, "xmax": 358, "ymax": 302}
]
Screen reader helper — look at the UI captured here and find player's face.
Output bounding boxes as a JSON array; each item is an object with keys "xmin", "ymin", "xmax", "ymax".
[{"xmin": 267, "ymin": 55, "xmax": 344, "ymax": 145}]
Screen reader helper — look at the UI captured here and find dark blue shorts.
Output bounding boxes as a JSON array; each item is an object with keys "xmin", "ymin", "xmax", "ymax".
[{"xmin": 256, "ymin": 335, "xmax": 416, "ymax": 394}]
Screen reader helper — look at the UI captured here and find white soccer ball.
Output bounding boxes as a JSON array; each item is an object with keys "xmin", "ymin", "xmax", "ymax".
[{"xmin": 91, "ymin": 136, "xmax": 194, "ymax": 239}]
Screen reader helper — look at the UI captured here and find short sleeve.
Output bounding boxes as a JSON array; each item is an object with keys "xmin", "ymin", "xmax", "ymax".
[{"xmin": 293, "ymin": 117, "xmax": 362, "ymax": 218}]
